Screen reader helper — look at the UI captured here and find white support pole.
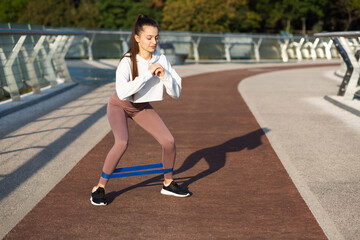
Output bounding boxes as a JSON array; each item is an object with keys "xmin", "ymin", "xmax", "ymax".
[
  {"xmin": 88, "ymin": 33, "xmax": 95, "ymax": 60},
  {"xmin": 191, "ymin": 37, "xmax": 201, "ymax": 63},
  {"xmin": 21, "ymin": 35, "xmax": 46, "ymax": 94},
  {"xmin": 310, "ymin": 38, "xmax": 319, "ymax": 60},
  {"xmin": 253, "ymin": 38, "xmax": 263, "ymax": 62},
  {"xmin": 358, "ymin": 38, "xmax": 360, "ymax": 65},
  {"xmin": 2, "ymin": 35, "xmax": 27, "ymax": 101},
  {"xmin": 278, "ymin": 38, "xmax": 289, "ymax": 62},
  {"xmin": 294, "ymin": 38, "xmax": 305, "ymax": 61},
  {"xmin": 39, "ymin": 47, "xmax": 57, "ymax": 88},
  {"xmin": 0, "ymin": 48, "xmax": 6, "ymax": 66},
  {"xmin": 21, "ymin": 47, "xmax": 41, "ymax": 94},
  {"xmin": 224, "ymin": 41, "xmax": 232, "ymax": 62},
  {"xmin": 29, "ymin": 35, "xmax": 46, "ymax": 63},
  {"xmin": 58, "ymin": 35, "xmax": 74, "ymax": 83},
  {"xmin": 41, "ymin": 35, "xmax": 63, "ymax": 88},
  {"xmin": 52, "ymin": 35, "xmax": 69, "ymax": 83},
  {"xmin": 120, "ymin": 35, "xmax": 130, "ymax": 55},
  {"xmin": 338, "ymin": 37, "xmax": 360, "ymax": 100},
  {"xmin": 0, "ymin": 47, "xmax": 12, "ymax": 97},
  {"xmin": 323, "ymin": 40, "xmax": 333, "ymax": 60},
  {"xmin": 122, "ymin": 40, "xmax": 129, "ymax": 55},
  {"xmin": 82, "ymin": 37, "xmax": 90, "ymax": 59}
]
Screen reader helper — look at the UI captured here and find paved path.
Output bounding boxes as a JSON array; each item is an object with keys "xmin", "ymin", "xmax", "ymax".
[
  {"xmin": 0, "ymin": 61, "xmax": 336, "ymax": 239},
  {"xmin": 239, "ymin": 66, "xmax": 360, "ymax": 240},
  {"xmin": 2, "ymin": 59, "xmax": 357, "ymax": 239}
]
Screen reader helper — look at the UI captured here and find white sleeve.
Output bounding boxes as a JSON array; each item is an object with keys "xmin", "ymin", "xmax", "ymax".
[
  {"xmin": 159, "ymin": 56, "xmax": 182, "ymax": 99},
  {"xmin": 115, "ymin": 58, "xmax": 153, "ymax": 100}
]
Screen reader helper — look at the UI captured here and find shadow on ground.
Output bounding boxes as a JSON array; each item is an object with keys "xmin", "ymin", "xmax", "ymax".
[{"xmin": 106, "ymin": 128, "xmax": 269, "ymax": 204}]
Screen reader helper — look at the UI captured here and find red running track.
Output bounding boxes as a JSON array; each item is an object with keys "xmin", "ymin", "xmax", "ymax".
[{"xmin": 5, "ymin": 65, "xmax": 331, "ymax": 239}]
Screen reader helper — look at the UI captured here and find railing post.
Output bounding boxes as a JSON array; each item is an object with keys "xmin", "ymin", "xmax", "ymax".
[
  {"xmin": 253, "ymin": 38, "xmax": 263, "ymax": 62},
  {"xmin": 224, "ymin": 41, "xmax": 232, "ymax": 62},
  {"xmin": 191, "ymin": 36, "xmax": 201, "ymax": 63},
  {"xmin": 278, "ymin": 38, "xmax": 289, "ymax": 62},
  {"xmin": 2, "ymin": 35, "xmax": 27, "ymax": 101},
  {"xmin": 40, "ymin": 35, "xmax": 63, "ymax": 88},
  {"xmin": 21, "ymin": 46, "xmax": 41, "ymax": 94},
  {"xmin": 53, "ymin": 35, "xmax": 74, "ymax": 83},
  {"xmin": 88, "ymin": 33, "xmax": 95, "ymax": 61},
  {"xmin": 22, "ymin": 35, "xmax": 46, "ymax": 94},
  {"xmin": 322, "ymin": 39, "xmax": 334, "ymax": 60},
  {"xmin": 53, "ymin": 35, "xmax": 68, "ymax": 82},
  {"xmin": 294, "ymin": 38, "xmax": 305, "ymax": 61},
  {"xmin": 120, "ymin": 35, "xmax": 130, "ymax": 55},
  {"xmin": 310, "ymin": 38, "xmax": 319, "ymax": 60},
  {"xmin": 333, "ymin": 37, "xmax": 360, "ymax": 99}
]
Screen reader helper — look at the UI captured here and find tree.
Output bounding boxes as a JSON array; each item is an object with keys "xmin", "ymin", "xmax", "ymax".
[
  {"xmin": 229, "ymin": 0, "xmax": 262, "ymax": 32},
  {"xmin": 0, "ymin": 0, "xmax": 355, "ymax": 32},
  {"xmin": 337, "ymin": 0, "xmax": 360, "ymax": 30},
  {"xmin": 247, "ymin": 0, "xmax": 281, "ymax": 32},
  {"xmin": 18, "ymin": 0, "xmax": 101, "ymax": 28},
  {"xmin": 161, "ymin": 0, "xmax": 246, "ymax": 32},
  {"xmin": 11, "ymin": 0, "xmax": 162, "ymax": 29},
  {"xmin": 296, "ymin": 0, "xmax": 327, "ymax": 33},
  {"xmin": 95, "ymin": 0, "xmax": 164, "ymax": 29},
  {"xmin": 265, "ymin": 0, "xmax": 327, "ymax": 33},
  {"xmin": 0, "ymin": 0, "xmax": 29, "ymax": 23}
]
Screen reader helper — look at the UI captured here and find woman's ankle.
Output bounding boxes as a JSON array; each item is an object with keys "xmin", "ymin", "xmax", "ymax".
[
  {"xmin": 92, "ymin": 184, "xmax": 106, "ymax": 193},
  {"xmin": 164, "ymin": 179, "xmax": 173, "ymax": 186}
]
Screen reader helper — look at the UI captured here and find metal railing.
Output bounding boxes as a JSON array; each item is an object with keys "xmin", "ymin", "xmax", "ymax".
[
  {"xmin": 78, "ymin": 30, "xmax": 339, "ymax": 63},
  {"xmin": 0, "ymin": 25, "xmax": 341, "ymax": 102},
  {"xmin": 315, "ymin": 31, "xmax": 360, "ymax": 100},
  {"xmin": 0, "ymin": 28, "xmax": 87, "ymax": 101}
]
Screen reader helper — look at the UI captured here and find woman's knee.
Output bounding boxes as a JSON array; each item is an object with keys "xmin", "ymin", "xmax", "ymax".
[
  {"xmin": 161, "ymin": 136, "xmax": 175, "ymax": 151},
  {"xmin": 114, "ymin": 139, "xmax": 128, "ymax": 151}
]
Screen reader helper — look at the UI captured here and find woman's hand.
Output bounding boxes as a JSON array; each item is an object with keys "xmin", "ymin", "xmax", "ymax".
[{"xmin": 149, "ymin": 63, "xmax": 165, "ymax": 77}]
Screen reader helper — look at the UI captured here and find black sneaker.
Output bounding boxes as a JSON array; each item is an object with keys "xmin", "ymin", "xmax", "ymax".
[
  {"xmin": 90, "ymin": 187, "xmax": 107, "ymax": 206},
  {"xmin": 161, "ymin": 181, "xmax": 190, "ymax": 197}
]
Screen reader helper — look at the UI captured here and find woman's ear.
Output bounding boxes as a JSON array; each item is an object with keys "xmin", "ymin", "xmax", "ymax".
[{"xmin": 134, "ymin": 34, "xmax": 140, "ymax": 43}]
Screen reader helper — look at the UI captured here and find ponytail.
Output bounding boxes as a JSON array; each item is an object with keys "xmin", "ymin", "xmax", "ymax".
[{"xmin": 122, "ymin": 14, "xmax": 159, "ymax": 80}]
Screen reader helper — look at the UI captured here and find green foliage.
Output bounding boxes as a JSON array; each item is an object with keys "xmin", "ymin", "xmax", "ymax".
[
  {"xmin": 162, "ymin": 0, "xmax": 246, "ymax": 32},
  {"xmin": 247, "ymin": 0, "xmax": 329, "ymax": 33},
  {"xmin": 0, "ymin": 0, "xmax": 29, "ymax": 22},
  {"xmin": 8, "ymin": 0, "xmax": 162, "ymax": 29},
  {"xmin": 229, "ymin": 2, "xmax": 262, "ymax": 32},
  {"xmin": 17, "ymin": 0, "xmax": 101, "ymax": 28},
  {"xmin": 0, "ymin": 0, "xmax": 357, "ymax": 32},
  {"xmin": 95, "ymin": 1, "xmax": 127, "ymax": 29},
  {"xmin": 333, "ymin": 0, "xmax": 360, "ymax": 30},
  {"xmin": 268, "ymin": 0, "xmax": 328, "ymax": 32}
]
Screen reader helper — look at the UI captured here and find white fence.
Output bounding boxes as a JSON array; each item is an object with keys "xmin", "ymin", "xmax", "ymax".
[{"xmin": 0, "ymin": 23, "xmax": 341, "ymax": 102}]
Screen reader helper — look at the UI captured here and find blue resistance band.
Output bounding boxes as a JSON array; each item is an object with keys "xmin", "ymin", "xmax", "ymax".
[{"xmin": 101, "ymin": 163, "xmax": 173, "ymax": 179}]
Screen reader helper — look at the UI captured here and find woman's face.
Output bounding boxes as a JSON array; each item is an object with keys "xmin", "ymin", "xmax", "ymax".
[{"xmin": 135, "ymin": 25, "xmax": 159, "ymax": 55}]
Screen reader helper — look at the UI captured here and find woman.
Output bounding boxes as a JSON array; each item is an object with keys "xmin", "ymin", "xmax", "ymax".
[{"xmin": 90, "ymin": 14, "xmax": 190, "ymax": 206}]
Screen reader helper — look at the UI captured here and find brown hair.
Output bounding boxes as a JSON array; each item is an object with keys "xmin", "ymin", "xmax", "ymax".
[{"xmin": 122, "ymin": 14, "xmax": 159, "ymax": 80}]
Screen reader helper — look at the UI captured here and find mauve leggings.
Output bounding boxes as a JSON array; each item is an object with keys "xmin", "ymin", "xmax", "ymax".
[{"xmin": 98, "ymin": 93, "xmax": 175, "ymax": 186}]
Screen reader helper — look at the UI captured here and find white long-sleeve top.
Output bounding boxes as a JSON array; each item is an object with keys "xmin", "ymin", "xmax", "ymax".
[{"xmin": 115, "ymin": 50, "xmax": 182, "ymax": 103}]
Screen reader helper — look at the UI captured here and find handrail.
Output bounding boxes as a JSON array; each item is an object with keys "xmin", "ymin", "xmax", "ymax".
[
  {"xmin": 0, "ymin": 29, "xmax": 88, "ymax": 36},
  {"xmin": 84, "ymin": 30, "xmax": 131, "ymax": 35},
  {"xmin": 0, "ymin": 28, "xmax": 314, "ymax": 40},
  {"xmin": 314, "ymin": 31, "xmax": 360, "ymax": 100},
  {"xmin": 315, "ymin": 31, "xmax": 360, "ymax": 38},
  {"xmin": 160, "ymin": 31, "xmax": 313, "ymax": 39}
]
